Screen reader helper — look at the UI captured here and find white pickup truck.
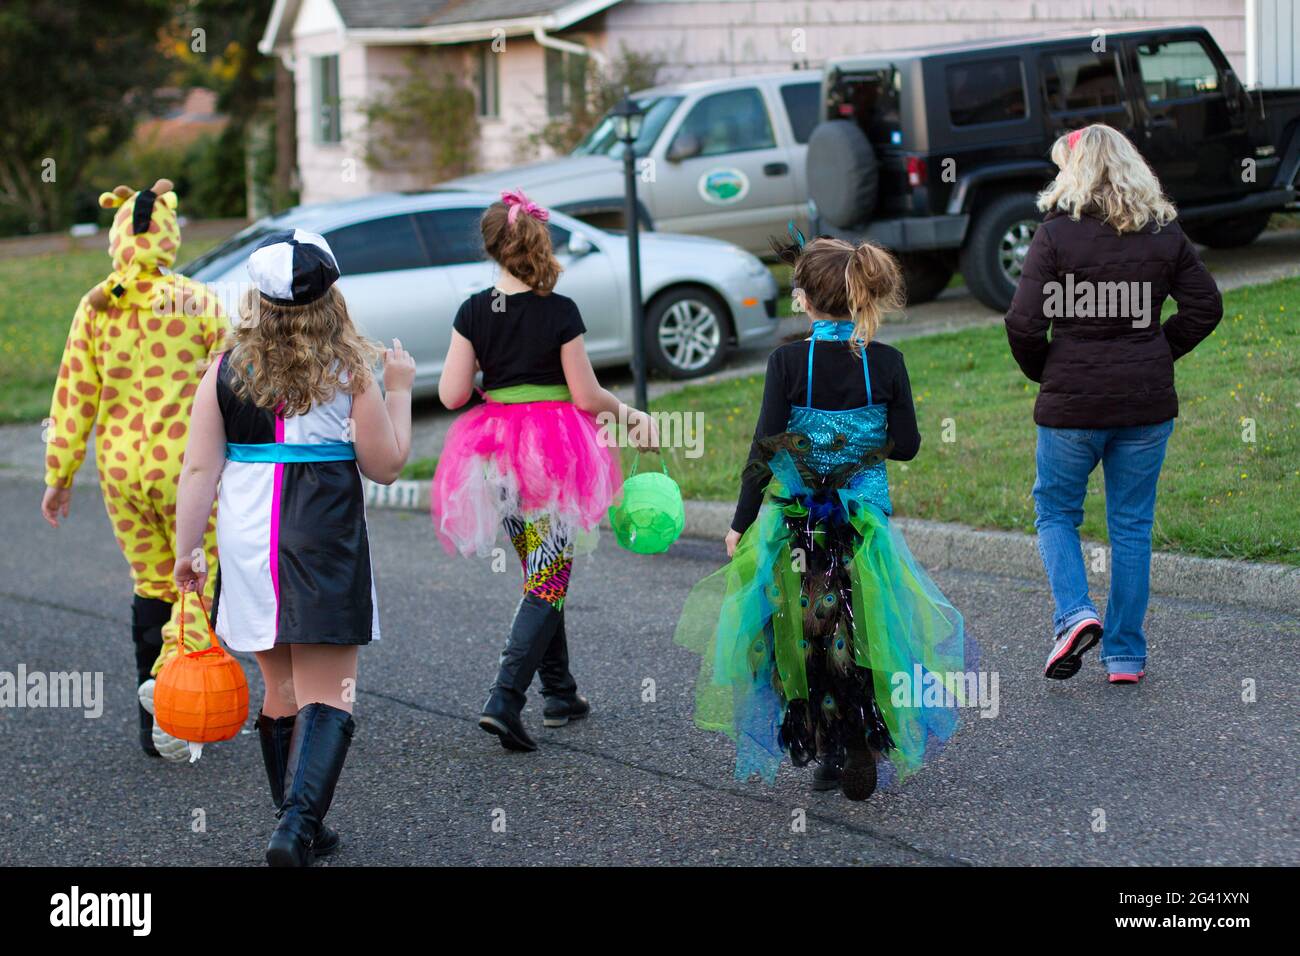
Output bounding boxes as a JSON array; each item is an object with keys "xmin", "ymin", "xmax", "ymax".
[{"xmin": 447, "ymin": 69, "xmax": 822, "ymax": 256}]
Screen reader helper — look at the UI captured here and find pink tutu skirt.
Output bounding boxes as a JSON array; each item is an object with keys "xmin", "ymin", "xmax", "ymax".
[{"xmin": 432, "ymin": 399, "xmax": 622, "ymax": 557}]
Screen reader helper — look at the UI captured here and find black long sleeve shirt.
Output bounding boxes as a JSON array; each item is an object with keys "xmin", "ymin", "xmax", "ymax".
[{"xmin": 731, "ymin": 339, "xmax": 921, "ymax": 533}]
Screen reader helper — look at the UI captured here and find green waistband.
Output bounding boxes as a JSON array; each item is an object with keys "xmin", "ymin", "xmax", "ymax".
[{"xmin": 486, "ymin": 384, "xmax": 572, "ymax": 404}]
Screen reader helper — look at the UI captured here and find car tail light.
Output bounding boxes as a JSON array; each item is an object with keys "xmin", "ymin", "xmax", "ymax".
[{"xmin": 906, "ymin": 156, "xmax": 926, "ymax": 188}]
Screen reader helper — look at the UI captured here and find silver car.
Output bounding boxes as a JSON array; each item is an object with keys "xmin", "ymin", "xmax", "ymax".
[{"xmin": 180, "ymin": 190, "xmax": 779, "ymax": 393}]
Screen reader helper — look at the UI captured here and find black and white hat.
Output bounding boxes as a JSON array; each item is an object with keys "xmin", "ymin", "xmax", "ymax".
[{"xmin": 247, "ymin": 229, "xmax": 340, "ymax": 306}]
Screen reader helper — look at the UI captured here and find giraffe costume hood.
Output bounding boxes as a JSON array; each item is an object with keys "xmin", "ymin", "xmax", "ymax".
[{"xmin": 45, "ymin": 179, "xmax": 229, "ymax": 760}]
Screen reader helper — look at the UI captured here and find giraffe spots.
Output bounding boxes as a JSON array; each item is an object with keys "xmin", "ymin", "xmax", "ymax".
[
  {"xmin": 135, "ymin": 528, "xmax": 152, "ymax": 540},
  {"xmin": 149, "ymin": 220, "xmax": 160, "ymax": 234},
  {"xmin": 159, "ymin": 238, "xmax": 176, "ymax": 252},
  {"xmin": 69, "ymin": 357, "xmax": 83, "ymax": 374},
  {"xmin": 166, "ymin": 320, "xmax": 186, "ymax": 337},
  {"xmin": 167, "ymin": 422, "xmax": 185, "ymax": 440},
  {"xmin": 177, "ymin": 349, "xmax": 193, "ymax": 364},
  {"xmin": 154, "ymin": 558, "xmax": 174, "ymax": 576},
  {"xmin": 51, "ymin": 437, "xmax": 68, "ymax": 449},
  {"xmin": 46, "ymin": 454, "xmax": 60, "ymax": 469},
  {"xmin": 57, "ymin": 386, "xmax": 68, "ymax": 406},
  {"xmin": 117, "ymin": 520, "xmax": 132, "ymax": 532},
  {"xmin": 115, "ymin": 451, "xmax": 126, "ymax": 463},
  {"xmin": 136, "ymin": 281, "xmax": 152, "ymax": 294},
  {"xmin": 144, "ymin": 387, "xmax": 164, "ymax": 402},
  {"xmin": 144, "ymin": 468, "xmax": 166, "ymax": 481},
  {"xmin": 144, "ymin": 365, "xmax": 164, "ymax": 378},
  {"xmin": 109, "ymin": 467, "xmax": 127, "ymax": 481},
  {"xmin": 152, "ymin": 445, "xmax": 168, "ymax": 462},
  {"xmin": 133, "ymin": 542, "xmax": 151, "ymax": 554},
  {"xmin": 109, "ymin": 405, "xmax": 127, "ymax": 419},
  {"xmin": 130, "ymin": 414, "xmax": 143, "ymax": 430},
  {"xmin": 116, "ymin": 351, "xmax": 130, "ymax": 362},
  {"xmin": 80, "ymin": 402, "xmax": 94, "ymax": 418},
  {"xmin": 147, "ymin": 318, "xmax": 162, "ymax": 332},
  {"xmin": 121, "ymin": 246, "xmax": 134, "ymax": 264},
  {"xmin": 151, "ymin": 343, "xmax": 166, "ymax": 358},
  {"xmin": 171, "ymin": 370, "xmax": 188, "ymax": 382},
  {"xmin": 180, "ymin": 383, "xmax": 197, "ymax": 399},
  {"xmin": 135, "ymin": 236, "xmax": 150, "ymax": 249},
  {"xmin": 160, "ymin": 403, "xmax": 180, "ymax": 418},
  {"xmin": 64, "ymin": 416, "xmax": 76, "ymax": 432},
  {"xmin": 75, "ymin": 380, "xmax": 96, "ymax": 396},
  {"xmin": 131, "ymin": 561, "xmax": 146, "ymax": 573},
  {"xmin": 102, "ymin": 387, "xmax": 118, "ymax": 401},
  {"xmin": 108, "ymin": 367, "xmax": 131, "ymax": 379},
  {"xmin": 111, "ymin": 425, "xmax": 123, "ymax": 437},
  {"xmin": 101, "ymin": 438, "xmax": 112, "ymax": 450}
]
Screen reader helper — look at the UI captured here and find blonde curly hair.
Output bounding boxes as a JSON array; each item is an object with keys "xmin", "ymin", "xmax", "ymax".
[
  {"xmin": 226, "ymin": 285, "xmax": 381, "ymax": 416},
  {"xmin": 1038, "ymin": 124, "xmax": 1177, "ymax": 233}
]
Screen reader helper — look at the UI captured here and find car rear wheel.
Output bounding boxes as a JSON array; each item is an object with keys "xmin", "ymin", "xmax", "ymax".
[
  {"xmin": 898, "ymin": 251, "xmax": 956, "ymax": 305},
  {"xmin": 644, "ymin": 287, "xmax": 730, "ymax": 379},
  {"xmin": 960, "ymin": 192, "xmax": 1041, "ymax": 312},
  {"xmin": 1183, "ymin": 211, "xmax": 1271, "ymax": 249}
]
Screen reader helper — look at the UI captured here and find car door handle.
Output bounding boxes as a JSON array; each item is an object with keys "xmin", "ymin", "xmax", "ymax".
[{"xmin": 763, "ymin": 162, "xmax": 789, "ymax": 176}]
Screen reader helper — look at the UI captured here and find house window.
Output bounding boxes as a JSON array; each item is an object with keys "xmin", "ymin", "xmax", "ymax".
[
  {"xmin": 546, "ymin": 47, "xmax": 586, "ymax": 117},
  {"xmin": 312, "ymin": 54, "xmax": 342, "ymax": 144},
  {"xmin": 475, "ymin": 45, "xmax": 499, "ymax": 118}
]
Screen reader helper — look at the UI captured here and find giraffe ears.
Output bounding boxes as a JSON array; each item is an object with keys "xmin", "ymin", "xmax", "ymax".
[
  {"xmin": 98, "ymin": 185, "xmax": 134, "ymax": 209},
  {"xmin": 150, "ymin": 179, "xmax": 177, "ymax": 210}
]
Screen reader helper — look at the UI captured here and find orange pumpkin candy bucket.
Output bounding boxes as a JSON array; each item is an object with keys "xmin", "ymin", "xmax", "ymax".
[{"xmin": 153, "ymin": 590, "xmax": 249, "ymax": 755}]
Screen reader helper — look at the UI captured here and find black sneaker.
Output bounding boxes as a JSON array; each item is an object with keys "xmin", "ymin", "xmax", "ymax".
[
  {"xmin": 1044, "ymin": 617, "xmax": 1102, "ymax": 680},
  {"xmin": 841, "ymin": 747, "xmax": 878, "ymax": 802},
  {"xmin": 812, "ymin": 756, "xmax": 842, "ymax": 792},
  {"xmin": 542, "ymin": 695, "xmax": 590, "ymax": 728}
]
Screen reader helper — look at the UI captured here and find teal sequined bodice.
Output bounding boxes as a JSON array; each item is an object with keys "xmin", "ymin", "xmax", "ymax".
[{"xmin": 787, "ymin": 322, "xmax": 892, "ymax": 514}]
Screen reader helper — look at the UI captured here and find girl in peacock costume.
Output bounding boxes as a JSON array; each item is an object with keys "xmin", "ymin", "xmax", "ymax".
[{"xmin": 675, "ymin": 236, "xmax": 971, "ymax": 800}]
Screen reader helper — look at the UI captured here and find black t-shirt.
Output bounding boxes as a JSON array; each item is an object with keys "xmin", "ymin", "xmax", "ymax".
[
  {"xmin": 732, "ymin": 339, "xmax": 921, "ymax": 533},
  {"xmin": 452, "ymin": 288, "xmax": 586, "ymax": 390}
]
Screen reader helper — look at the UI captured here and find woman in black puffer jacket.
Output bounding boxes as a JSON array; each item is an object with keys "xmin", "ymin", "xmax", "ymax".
[{"xmin": 1004, "ymin": 123, "xmax": 1222, "ymax": 685}]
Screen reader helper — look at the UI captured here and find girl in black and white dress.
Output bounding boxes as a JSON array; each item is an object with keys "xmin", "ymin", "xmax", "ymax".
[{"xmin": 173, "ymin": 230, "xmax": 413, "ymax": 866}]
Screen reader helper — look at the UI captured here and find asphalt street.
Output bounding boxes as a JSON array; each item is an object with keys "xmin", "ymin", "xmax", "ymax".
[{"xmin": 0, "ymin": 473, "xmax": 1295, "ymax": 867}]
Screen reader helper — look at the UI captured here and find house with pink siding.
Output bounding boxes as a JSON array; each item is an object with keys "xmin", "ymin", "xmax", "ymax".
[{"xmin": 259, "ymin": 0, "xmax": 1279, "ymax": 204}]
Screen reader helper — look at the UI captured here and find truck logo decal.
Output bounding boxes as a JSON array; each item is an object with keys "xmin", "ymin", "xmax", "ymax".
[{"xmin": 698, "ymin": 168, "xmax": 750, "ymax": 205}]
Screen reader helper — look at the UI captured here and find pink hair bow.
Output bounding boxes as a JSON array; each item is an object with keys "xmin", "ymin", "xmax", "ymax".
[
  {"xmin": 1067, "ymin": 128, "xmax": 1084, "ymax": 151},
  {"xmin": 501, "ymin": 188, "xmax": 549, "ymax": 226}
]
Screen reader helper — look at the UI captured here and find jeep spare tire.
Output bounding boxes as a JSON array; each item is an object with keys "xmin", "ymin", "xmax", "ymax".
[{"xmin": 807, "ymin": 121, "xmax": 878, "ymax": 230}]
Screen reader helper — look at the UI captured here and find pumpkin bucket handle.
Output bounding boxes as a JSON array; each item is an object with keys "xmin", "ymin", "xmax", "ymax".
[{"xmin": 176, "ymin": 588, "xmax": 224, "ymax": 656}]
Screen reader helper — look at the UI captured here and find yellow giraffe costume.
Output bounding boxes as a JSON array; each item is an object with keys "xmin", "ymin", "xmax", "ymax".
[{"xmin": 44, "ymin": 179, "xmax": 226, "ymax": 758}]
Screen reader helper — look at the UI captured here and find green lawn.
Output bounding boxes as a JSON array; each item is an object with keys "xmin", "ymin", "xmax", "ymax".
[
  {"xmin": 642, "ymin": 276, "xmax": 1300, "ymax": 565},
  {"xmin": 0, "ymin": 240, "xmax": 217, "ymax": 423}
]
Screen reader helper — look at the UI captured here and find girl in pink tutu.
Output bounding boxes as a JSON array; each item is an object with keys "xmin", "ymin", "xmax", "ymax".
[{"xmin": 434, "ymin": 190, "xmax": 658, "ymax": 752}]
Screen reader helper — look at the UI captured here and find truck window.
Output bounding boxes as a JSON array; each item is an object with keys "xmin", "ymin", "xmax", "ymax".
[
  {"xmin": 780, "ymin": 81, "xmax": 821, "ymax": 144},
  {"xmin": 946, "ymin": 58, "xmax": 1027, "ymax": 126},
  {"xmin": 1136, "ymin": 40, "xmax": 1220, "ymax": 102},
  {"xmin": 670, "ymin": 88, "xmax": 776, "ymax": 157},
  {"xmin": 1043, "ymin": 49, "xmax": 1124, "ymax": 111},
  {"xmin": 572, "ymin": 95, "xmax": 683, "ymax": 158}
]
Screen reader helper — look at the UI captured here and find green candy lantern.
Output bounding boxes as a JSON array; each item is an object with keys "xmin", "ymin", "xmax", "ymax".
[{"xmin": 608, "ymin": 454, "xmax": 684, "ymax": 554}]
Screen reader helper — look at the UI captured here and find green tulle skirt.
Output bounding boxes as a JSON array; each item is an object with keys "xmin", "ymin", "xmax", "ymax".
[{"xmin": 674, "ymin": 451, "xmax": 971, "ymax": 784}]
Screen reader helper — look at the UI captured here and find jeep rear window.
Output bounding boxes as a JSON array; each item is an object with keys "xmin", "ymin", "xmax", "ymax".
[
  {"xmin": 946, "ymin": 58, "xmax": 1026, "ymax": 126},
  {"xmin": 827, "ymin": 68, "xmax": 901, "ymax": 147}
]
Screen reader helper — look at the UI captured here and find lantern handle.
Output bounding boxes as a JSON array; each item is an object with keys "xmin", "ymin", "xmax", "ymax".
[{"xmin": 176, "ymin": 588, "xmax": 224, "ymax": 656}]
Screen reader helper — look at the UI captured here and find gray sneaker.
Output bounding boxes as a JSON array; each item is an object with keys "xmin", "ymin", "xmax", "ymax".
[{"xmin": 1044, "ymin": 617, "xmax": 1102, "ymax": 680}]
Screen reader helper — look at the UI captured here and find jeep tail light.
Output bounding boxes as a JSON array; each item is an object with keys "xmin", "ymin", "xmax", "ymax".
[{"xmin": 906, "ymin": 156, "xmax": 926, "ymax": 188}]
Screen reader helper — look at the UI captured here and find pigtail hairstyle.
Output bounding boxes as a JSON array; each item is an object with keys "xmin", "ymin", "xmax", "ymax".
[
  {"xmin": 481, "ymin": 192, "xmax": 561, "ymax": 295},
  {"xmin": 775, "ymin": 235, "xmax": 904, "ymax": 351}
]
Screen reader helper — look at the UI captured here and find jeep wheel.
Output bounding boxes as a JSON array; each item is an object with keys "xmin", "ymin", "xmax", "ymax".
[
  {"xmin": 898, "ymin": 252, "xmax": 955, "ymax": 305},
  {"xmin": 1183, "ymin": 211, "xmax": 1271, "ymax": 249},
  {"xmin": 645, "ymin": 287, "xmax": 729, "ymax": 379},
  {"xmin": 960, "ymin": 193, "xmax": 1041, "ymax": 311}
]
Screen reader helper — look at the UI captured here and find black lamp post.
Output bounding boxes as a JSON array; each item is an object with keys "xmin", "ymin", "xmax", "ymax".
[{"xmin": 612, "ymin": 95, "xmax": 648, "ymax": 412}]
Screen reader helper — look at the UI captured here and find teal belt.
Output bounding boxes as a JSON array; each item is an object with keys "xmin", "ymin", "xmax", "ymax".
[{"xmin": 226, "ymin": 441, "xmax": 355, "ymax": 463}]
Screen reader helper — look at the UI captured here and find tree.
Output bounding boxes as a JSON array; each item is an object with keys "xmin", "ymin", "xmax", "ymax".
[
  {"xmin": 531, "ymin": 46, "xmax": 664, "ymax": 156},
  {"xmin": 361, "ymin": 53, "xmax": 480, "ymax": 183},
  {"xmin": 0, "ymin": 0, "xmax": 173, "ymax": 232}
]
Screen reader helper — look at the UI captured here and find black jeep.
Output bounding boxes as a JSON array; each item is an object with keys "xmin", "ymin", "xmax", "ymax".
[{"xmin": 806, "ymin": 26, "xmax": 1300, "ymax": 311}]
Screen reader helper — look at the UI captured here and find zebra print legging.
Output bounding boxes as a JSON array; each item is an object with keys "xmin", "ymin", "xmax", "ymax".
[{"xmin": 502, "ymin": 515, "xmax": 574, "ymax": 609}]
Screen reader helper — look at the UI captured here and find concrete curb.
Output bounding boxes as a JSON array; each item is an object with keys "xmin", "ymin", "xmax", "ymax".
[{"xmin": 367, "ymin": 479, "xmax": 1300, "ymax": 614}]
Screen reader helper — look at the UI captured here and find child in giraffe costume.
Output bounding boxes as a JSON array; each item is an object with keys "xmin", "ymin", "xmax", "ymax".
[
  {"xmin": 40, "ymin": 179, "xmax": 227, "ymax": 760},
  {"xmin": 432, "ymin": 190, "xmax": 657, "ymax": 754}
]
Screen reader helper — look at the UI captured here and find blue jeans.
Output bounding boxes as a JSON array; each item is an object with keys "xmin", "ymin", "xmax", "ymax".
[{"xmin": 1032, "ymin": 420, "xmax": 1174, "ymax": 674}]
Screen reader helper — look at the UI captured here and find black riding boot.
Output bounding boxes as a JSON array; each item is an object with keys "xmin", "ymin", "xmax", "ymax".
[
  {"xmin": 538, "ymin": 609, "xmax": 589, "ymax": 728},
  {"xmin": 265, "ymin": 703, "xmax": 355, "ymax": 868},
  {"xmin": 255, "ymin": 711, "xmax": 340, "ymax": 857},
  {"xmin": 479, "ymin": 593, "xmax": 560, "ymax": 751},
  {"xmin": 131, "ymin": 596, "xmax": 171, "ymax": 757}
]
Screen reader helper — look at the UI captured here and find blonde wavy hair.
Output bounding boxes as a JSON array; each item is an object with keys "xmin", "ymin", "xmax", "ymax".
[
  {"xmin": 792, "ymin": 237, "xmax": 904, "ymax": 350},
  {"xmin": 1037, "ymin": 124, "xmax": 1177, "ymax": 233},
  {"xmin": 227, "ymin": 285, "xmax": 382, "ymax": 416}
]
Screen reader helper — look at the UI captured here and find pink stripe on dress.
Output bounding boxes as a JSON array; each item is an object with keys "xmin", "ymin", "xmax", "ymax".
[{"xmin": 270, "ymin": 411, "xmax": 285, "ymax": 635}]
